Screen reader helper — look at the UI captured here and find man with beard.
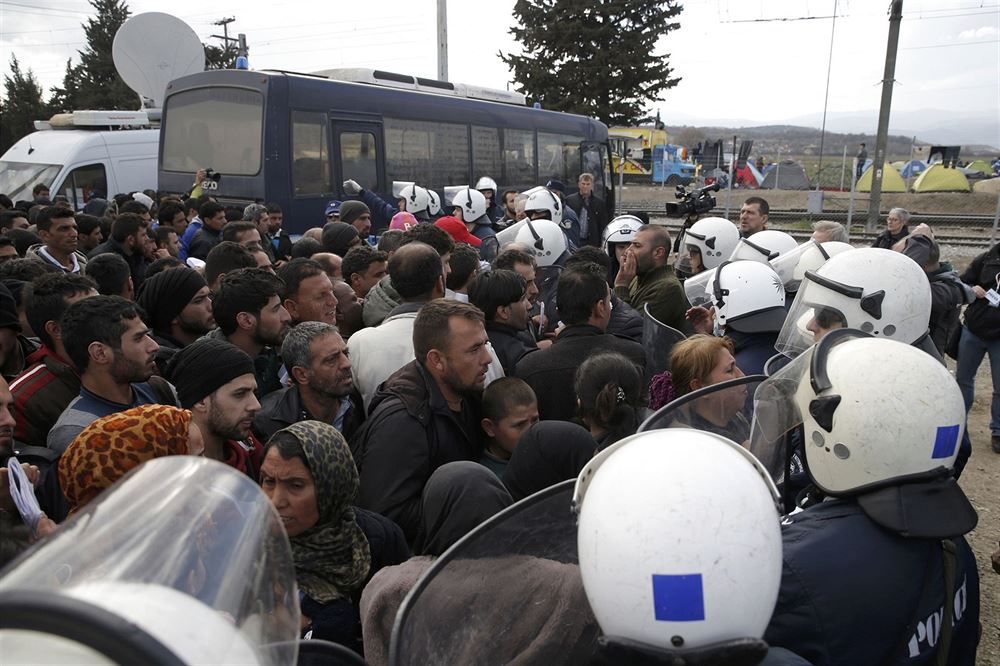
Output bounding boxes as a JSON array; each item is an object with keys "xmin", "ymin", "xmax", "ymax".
[
  {"xmin": 253, "ymin": 321, "xmax": 364, "ymax": 443},
  {"xmin": 613, "ymin": 224, "xmax": 688, "ymax": 332},
  {"xmin": 166, "ymin": 339, "xmax": 263, "ymax": 478},
  {"xmin": 353, "ymin": 299, "xmax": 491, "ymax": 545},
  {"xmin": 11, "ymin": 273, "xmax": 97, "ymax": 448},
  {"xmin": 332, "ymin": 279, "xmax": 364, "ymax": 339},
  {"xmin": 47, "ymin": 296, "xmax": 164, "ymax": 454},
  {"xmin": 207, "ymin": 268, "xmax": 291, "ymax": 398},
  {"xmin": 135, "ymin": 267, "xmax": 215, "ymax": 350}
]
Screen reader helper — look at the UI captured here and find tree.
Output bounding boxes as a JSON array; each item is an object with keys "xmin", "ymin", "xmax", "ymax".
[
  {"xmin": 500, "ymin": 0, "xmax": 683, "ymax": 126},
  {"xmin": 0, "ymin": 55, "xmax": 51, "ymax": 154},
  {"xmin": 74, "ymin": 0, "xmax": 137, "ymax": 110},
  {"xmin": 48, "ymin": 60, "xmax": 83, "ymax": 113},
  {"xmin": 204, "ymin": 43, "xmax": 238, "ymax": 70}
]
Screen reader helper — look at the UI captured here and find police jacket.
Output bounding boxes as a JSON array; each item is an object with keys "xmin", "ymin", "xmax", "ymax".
[
  {"xmin": 352, "ymin": 360, "xmax": 483, "ymax": 545},
  {"xmin": 960, "ymin": 242, "xmax": 1000, "ymax": 341},
  {"xmin": 765, "ymin": 499, "xmax": 980, "ymax": 666},
  {"xmin": 728, "ymin": 328, "xmax": 779, "ymax": 376}
]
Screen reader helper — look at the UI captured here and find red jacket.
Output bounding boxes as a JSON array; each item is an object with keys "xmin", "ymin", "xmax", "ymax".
[{"xmin": 9, "ymin": 346, "xmax": 80, "ymax": 447}]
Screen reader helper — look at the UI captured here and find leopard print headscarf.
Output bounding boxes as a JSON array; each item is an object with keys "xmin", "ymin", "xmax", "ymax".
[
  {"xmin": 274, "ymin": 421, "xmax": 371, "ymax": 604},
  {"xmin": 58, "ymin": 404, "xmax": 194, "ymax": 514}
]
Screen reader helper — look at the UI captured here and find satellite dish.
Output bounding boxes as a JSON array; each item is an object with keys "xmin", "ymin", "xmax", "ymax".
[{"xmin": 112, "ymin": 12, "xmax": 205, "ymax": 109}]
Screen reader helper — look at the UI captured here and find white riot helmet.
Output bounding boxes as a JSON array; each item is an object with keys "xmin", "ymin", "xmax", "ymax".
[
  {"xmin": 523, "ymin": 187, "xmax": 563, "ymax": 226},
  {"xmin": 751, "ymin": 332, "xmax": 976, "ymax": 537},
  {"xmin": 475, "ymin": 176, "xmax": 498, "ymax": 195},
  {"xmin": 601, "ymin": 215, "xmax": 644, "ymax": 253},
  {"xmin": 426, "ymin": 189, "xmax": 442, "ymax": 216},
  {"xmin": 729, "ymin": 230, "xmax": 797, "ymax": 263},
  {"xmin": 775, "ymin": 248, "xmax": 931, "ymax": 358},
  {"xmin": 451, "ymin": 187, "xmax": 489, "ymax": 226},
  {"xmin": 679, "ymin": 217, "xmax": 740, "ymax": 272},
  {"xmin": 514, "ymin": 218, "xmax": 566, "ymax": 267},
  {"xmin": 770, "ymin": 240, "xmax": 854, "ymax": 292},
  {"xmin": 399, "ymin": 184, "xmax": 431, "ymax": 220},
  {"xmin": 574, "ymin": 429, "xmax": 782, "ymax": 655},
  {"xmin": 712, "ymin": 261, "xmax": 787, "ymax": 333}
]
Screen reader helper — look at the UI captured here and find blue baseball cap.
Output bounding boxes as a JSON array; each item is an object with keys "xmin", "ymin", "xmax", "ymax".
[{"xmin": 325, "ymin": 200, "xmax": 342, "ymax": 216}]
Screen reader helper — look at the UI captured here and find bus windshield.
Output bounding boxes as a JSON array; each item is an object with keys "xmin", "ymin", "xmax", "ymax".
[
  {"xmin": 161, "ymin": 87, "xmax": 264, "ymax": 176},
  {"xmin": 0, "ymin": 161, "xmax": 61, "ymax": 202}
]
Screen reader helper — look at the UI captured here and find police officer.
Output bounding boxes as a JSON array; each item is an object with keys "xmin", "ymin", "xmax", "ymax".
[{"xmin": 752, "ymin": 331, "xmax": 980, "ymax": 665}]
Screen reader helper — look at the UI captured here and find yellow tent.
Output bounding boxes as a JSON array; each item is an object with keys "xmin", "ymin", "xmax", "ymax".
[
  {"xmin": 973, "ymin": 177, "xmax": 1000, "ymax": 194},
  {"xmin": 857, "ymin": 162, "xmax": 906, "ymax": 193},
  {"xmin": 966, "ymin": 159, "xmax": 994, "ymax": 176},
  {"xmin": 912, "ymin": 164, "xmax": 971, "ymax": 193}
]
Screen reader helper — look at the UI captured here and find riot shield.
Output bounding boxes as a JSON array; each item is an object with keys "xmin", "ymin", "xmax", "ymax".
[
  {"xmin": 638, "ymin": 375, "xmax": 767, "ymax": 450},
  {"xmin": 683, "ymin": 265, "xmax": 716, "ymax": 307},
  {"xmin": 535, "ymin": 263, "xmax": 563, "ymax": 334},
  {"xmin": 0, "ymin": 457, "xmax": 300, "ymax": 666},
  {"xmin": 642, "ymin": 302, "xmax": 686, "ymax": 383},
  {"xmin": 389, "ymin": 481, "xmax": 600, "ymax": 665}
]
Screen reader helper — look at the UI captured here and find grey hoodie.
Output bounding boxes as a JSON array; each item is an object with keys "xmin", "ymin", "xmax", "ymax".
[{"xmin": 362, "ymin": 275, "xmax": 402, "ymax": 328}]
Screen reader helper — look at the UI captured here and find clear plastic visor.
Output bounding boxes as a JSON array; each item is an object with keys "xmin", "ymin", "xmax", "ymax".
[
  {"xmin": 683, "ymin": 266, "xmax": 717, "ymax": 307},
  {"xmin": 769, "ymin": 240, "xmax": 820, "ymax": 291},
  {"xmin": 774, "ymin": 274, "xmax": 852, "ymax": 358},
  {"xmin": 748, "ymin": 352, "xmax": 812, "ymax": 487}
]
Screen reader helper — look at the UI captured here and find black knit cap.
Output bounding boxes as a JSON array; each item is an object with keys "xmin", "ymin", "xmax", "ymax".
[
  {"xmin": 135, "ymin": 267, "xmax": 207, "ymax": 334},
  {"xmin": 0, "ymin": 281, "xmax": 21, "ymax": 332},
  {"xmin": 165, "ymin": 338, "xmax": 255, "ymax": 408}
]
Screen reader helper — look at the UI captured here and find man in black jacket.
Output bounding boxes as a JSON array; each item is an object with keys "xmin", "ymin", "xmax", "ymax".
[
  {"xmin": 352, "ymin": 299, "xmax": 491, "ymax": 545},
  {"xmin": 253, "ymin": 321, "xmax": 364, "ymax": 444},
  {"xmin": 564, "ymin": 172, "xmax": 608, "ymax": 247},
  {"xmin": 87, "ymin": 213, "xmax": 149, "ymax": 290},
  {"xmin": 516, "ymin": 263, "xmax": 645, "ymax": 421},
  {"xmin": 468, "ymin": 269, "xmax": 536, "ymax": 375}
]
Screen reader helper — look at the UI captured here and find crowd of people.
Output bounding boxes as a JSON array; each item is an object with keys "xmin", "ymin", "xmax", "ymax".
[{"xmin": 0, "ymin": 170, "xmax": 997, "ymax": 665}]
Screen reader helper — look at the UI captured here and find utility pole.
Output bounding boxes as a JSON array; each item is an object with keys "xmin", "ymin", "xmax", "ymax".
[
  {"xmin": 866, "ymin": 0, "xmax": 903, "ymax": 233},
  {"xmin": 211, "ymin": 17, "xmax": 238, "ymax": 49},
  {"xmin": 437, "ymin": 0, "xmax": 448, "ymax": 81},
  {"xmin": 815, "ymin": 0, "xmax": 838, "ymax": 191}
]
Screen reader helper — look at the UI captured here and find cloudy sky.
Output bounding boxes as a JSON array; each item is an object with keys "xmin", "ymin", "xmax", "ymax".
[{"xmin": 1, "ymin": 0, "xmax": 997, "ymax": 141}]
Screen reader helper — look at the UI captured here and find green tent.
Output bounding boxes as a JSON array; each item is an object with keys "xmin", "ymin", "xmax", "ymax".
[
  {"xmin": 911, "ymin": 164, "xmax": 970, "ymax": 193},
  {"xmin": 965, "ymin": 159, "xmax": 994, "ymax": 176},
  {"xmin": 857, "ymin": 162, "xmax": 906, "ymax": 193}
]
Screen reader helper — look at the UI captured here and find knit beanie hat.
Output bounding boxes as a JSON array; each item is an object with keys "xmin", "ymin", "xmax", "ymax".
[
  {"xmin": 165, "ymin": 338, "xmax": 255, "ymax": 408},
  {"xmin": 0, "ymin": 281, "xmax": 21, "ymax": 332},
  {"xmin": 338, "ymin": 201, "xmax": 370, "ymax": 226},
  {"xmin": 321, "ymin": 222, "xmax": 361, "ymax": 257},
  {"xmin": 136, "ymin": 268, "xmax": 207, "ymax": 335}
]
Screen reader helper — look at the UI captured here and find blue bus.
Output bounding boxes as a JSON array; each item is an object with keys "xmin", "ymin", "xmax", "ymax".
[{"xmin": 157, "ymin": 68, "xmax": 615, "ymax": 234}]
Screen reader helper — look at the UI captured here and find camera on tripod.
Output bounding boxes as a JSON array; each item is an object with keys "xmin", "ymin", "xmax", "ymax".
[{"xmin": 664, "ymin": 181, "xmax": 720, "ymax": 218}]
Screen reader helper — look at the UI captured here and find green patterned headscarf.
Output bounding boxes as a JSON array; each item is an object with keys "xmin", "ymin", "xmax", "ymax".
[{"xmin": 274, "ymin": 421, "xmax": 371, "ymax": 603}]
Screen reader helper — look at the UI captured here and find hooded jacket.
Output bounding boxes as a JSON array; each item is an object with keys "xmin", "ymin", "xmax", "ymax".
[
  {"xmin": 362, "ymin": 275, "xmax": 403, "ymax": 328},
  {"xmin": 352, "ymin": 360, "xmax": 483, "ymax": 545}
]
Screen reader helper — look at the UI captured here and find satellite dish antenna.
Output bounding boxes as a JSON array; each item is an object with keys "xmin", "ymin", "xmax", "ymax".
[{"xmin": 112, "ymin": 12, "xmax": 205, "ymax": 110}]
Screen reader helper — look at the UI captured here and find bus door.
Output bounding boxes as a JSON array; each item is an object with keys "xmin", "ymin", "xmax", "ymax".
[
  {"xmin": 582, "ymin": 140, "xmax": 614, "ymax": 217},
  {"xmin": 332, "ymin": 118, "xmax": 385, "ymax": 211}
]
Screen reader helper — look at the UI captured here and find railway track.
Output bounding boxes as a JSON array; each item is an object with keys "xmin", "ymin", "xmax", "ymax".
[{"xmin": 626, "ymin": 207, "xmax": 999, "ymax": 249}]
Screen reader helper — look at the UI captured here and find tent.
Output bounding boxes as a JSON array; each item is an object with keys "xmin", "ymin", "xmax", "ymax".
[
  {"xmin": 911, "ymin": 164, "xmax": 971, "ymax": 193},
  {"xmin": 963, "ymin": 159, "xmax": 994, "ymax": 178},
  {"xmin": 856, "ymin": 162, "xmax": 906, "ymax": 193},
  {"xmin": 973, "ymin": 177, "xmax": 1000, "ymax": 194},
  {"xmin": 899, "ymin": 160, "xmax": 927, "ymax": 178},
  {"xmin": 759, "ymin": 160, "xmax": 810, "ymax": 190}
]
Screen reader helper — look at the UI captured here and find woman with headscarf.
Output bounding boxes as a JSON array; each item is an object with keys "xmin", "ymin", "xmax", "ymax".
[
  {"xmin": 58, "ymin": 404, "xmax": 203, "ymax": 515},
  {"xmin": 259, "ymin": 421, "xmax": 371, "ymax": 652},
  {"xmin": 360, "ymin": 461, "xmax": 514, "ymax": 665},
  {"xmin": 502, "ymin": 421, "xmax": 596, "ymax": 502}
]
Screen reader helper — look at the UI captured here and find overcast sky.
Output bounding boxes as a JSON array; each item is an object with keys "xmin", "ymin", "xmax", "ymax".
[{"xmin": 1, "ymin": 0, "xmax": 997, "ymax": 135}]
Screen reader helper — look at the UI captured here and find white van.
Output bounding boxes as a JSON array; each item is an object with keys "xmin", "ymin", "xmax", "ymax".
[{"xmin": 0, "ymin": 111, "xmax": 159, "ymax": 209}]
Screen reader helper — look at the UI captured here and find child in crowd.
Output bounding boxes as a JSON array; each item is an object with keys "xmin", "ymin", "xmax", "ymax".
[{"xmin": 478, "ymin": 378, "xmax": 539, "ymax": 479}]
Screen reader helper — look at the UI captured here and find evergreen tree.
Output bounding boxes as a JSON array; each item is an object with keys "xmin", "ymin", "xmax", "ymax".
[
  {"xmin": 204, "ymin": 44, "xmax": 238, "ymax": 70},
  {"xmin": 0, "ymin": 55, "xmax": 51, "ymax": 154},
  {"xmin": 500, "ymin": 0, "xmax": 683, "ymax": 126},
  {"xmin": 74, "ymin": 0, "xmax": 137, "ymax": 110},
  {"xmin": 48, "ymin": 60, "xmax": 83, "ymax": 113}
]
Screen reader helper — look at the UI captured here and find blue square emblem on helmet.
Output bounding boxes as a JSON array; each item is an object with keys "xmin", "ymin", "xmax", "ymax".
[
  {"xmin": 651, "ymin": 573, "xmax": 705, "ymax": 622},
  {"xmin": 931, "ymin": 424, "xmax": 960, "ymax": 459}
]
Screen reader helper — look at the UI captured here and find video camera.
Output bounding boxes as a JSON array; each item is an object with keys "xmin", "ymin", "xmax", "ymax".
[
  {"xmin": 664, "ymin": 181, "xmax": 720, "ymax": 218},
  {"xmin": 204, "ymin": 168, "xmax": 222, "ymax": 183}
]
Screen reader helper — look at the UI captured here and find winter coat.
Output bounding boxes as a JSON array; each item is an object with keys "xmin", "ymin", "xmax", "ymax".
[
  {"xmin": 614, "ymin": 264, "xmax": 689, "ymax": 333},
  {"xmin": 564, "ymin": 193, "xmax": 609, "ymax": 248},
  {"xmin": 960, "ymin": 243, "xmax": 1000, "ymax": 341},
  {"xmin": 362, "ymin": 275, "xmax": 402, "ymax": 328},
  {"xmin": 485, "ymin": 322, "xmax": 537, "ymax": 376},
  {"xmin": 927, "ymin": 264, "xmax": 973, "ymax": 353}
]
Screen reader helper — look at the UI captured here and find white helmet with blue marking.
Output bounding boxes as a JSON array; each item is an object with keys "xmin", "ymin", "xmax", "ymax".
[{"xmin": 573, "ymin": 428, "xmax": 783, "ymax": 652}]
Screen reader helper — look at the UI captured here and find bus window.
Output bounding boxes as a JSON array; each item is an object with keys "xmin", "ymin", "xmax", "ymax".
[
  {"xmin": 60, "ymin": 163, "xmax": 107, "ymax": 210},
  {"xmin": 339, "ymin": 131, "xmax": 378, "ymax": 191},
  {"xmin": 538, "ymin": 132, "xmax": 583, "ymax": 186},
  {"xmin": 582, "ymin": 142, "xmax": 608, "ymax": 200},
  {"xmin": 161, "ymin": 88, "xmax": 263, "ymax": 176},
  {"xmin": 385, "ymin": 118, "xmax": 469, "ymax": 186},
  {"xmin": 292, "ymin": 111, "xmax": 332, "ymax": 196},
  {"xmin": 472, "ymin": 126, "xmax": 502, "ymax": 183},
  {"xmin": 504, "ymin": 129, "xmax": 535, "ymax": 187}
]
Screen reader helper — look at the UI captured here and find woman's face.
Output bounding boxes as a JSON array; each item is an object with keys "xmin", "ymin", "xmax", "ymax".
[
  {"xmin": 702, "ymin": 347, "xmax": 744, "ymax": 388},
  {"xmin": 694, "ymin": 348, "xmax": 747, "ymax": 424},
  {"xmin": 260, "ymin": 448, "xmax": 319, "ymax": 538},
  {"xmin": 886, "ymin": 211, "xmax": 904, "ymax": 234},
  {"xmin": 687, "ymin": 246, "xmax": 703, "ymax": 273}
]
